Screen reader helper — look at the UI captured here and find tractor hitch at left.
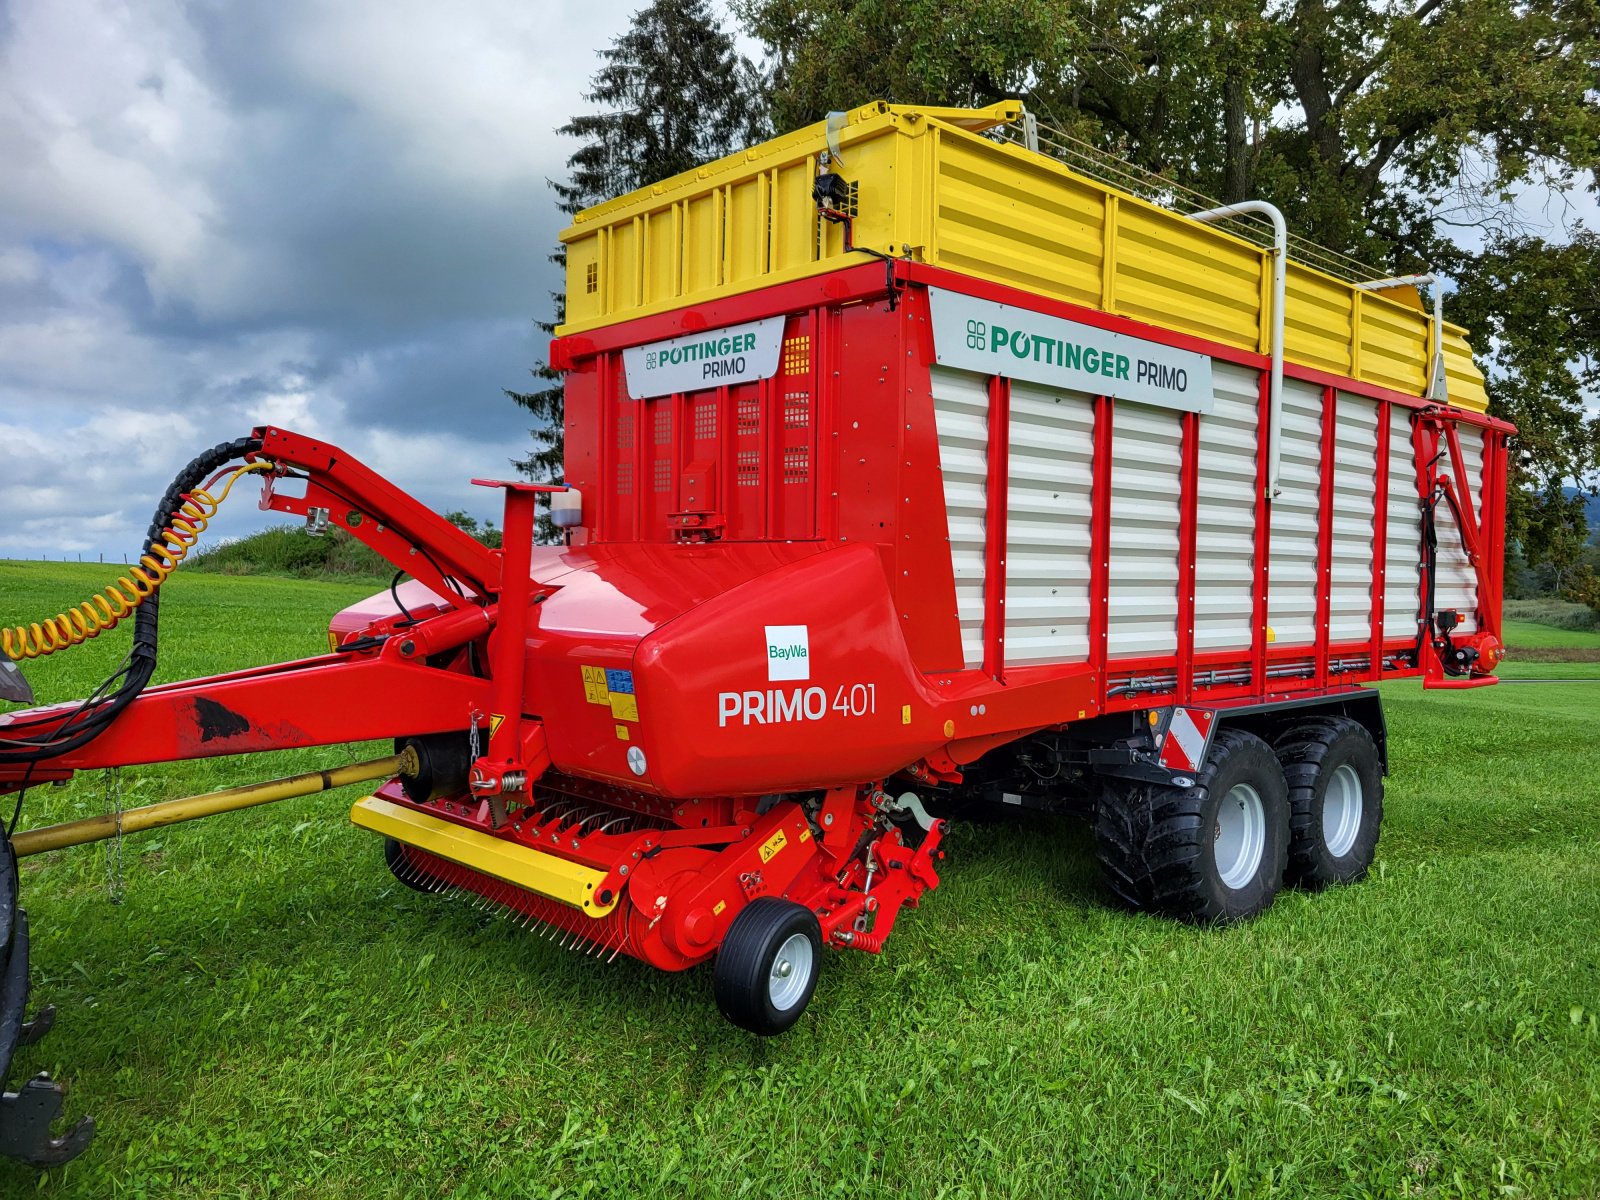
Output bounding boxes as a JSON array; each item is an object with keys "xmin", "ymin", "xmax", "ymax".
[{"xmin": 0, "ymin": 821, "xmax": 95, "ymax": 1167}]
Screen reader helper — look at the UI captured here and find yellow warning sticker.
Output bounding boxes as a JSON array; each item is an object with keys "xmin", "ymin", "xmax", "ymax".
[
  {"xmin": 488, "ymin": 714, "xmax": 505, "ymax": 741},
  {"xmin": 615, "ymin": 724, "xmax": 630, "ymax": 741},
  {"xmin": 609, "ymin": 692, "xmax": 639, "ymax": 722},
  {"xmin": 901, "ymin": 704, "xmax": 912, "ymax": 725},
  {"xmin": 759, "ymin": 829, "xmax": 788, "ymax": 863},
  {"xmin": 799, "ymin": 828, "xmax": 811, "ymax": 842},
  {"xmin": 581, "ymin": 665, "xmax": 610, "ymax": 705},
  {"xmin": 327, "ymin": 630, "xmax": 340, "ymax": 653},
  {"xmin": 713, "ymin": 900, "xmax": 726, "ymax": 916}
]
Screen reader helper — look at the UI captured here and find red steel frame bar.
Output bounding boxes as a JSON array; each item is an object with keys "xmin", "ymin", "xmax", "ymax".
[
  {"xmin": 1250, "ymin": 372, "xmax": 1273, "ymax": 693},
  {"xmin": 1313, "ymin": 387, "xmax": 1337, "ymax": 688},
  {"xmin": 1088, "ymin": 397, "xmax": 1114, "ymax": 684},
  {"xmin": 1481, "ymin": 431, "xmax": 1508, "ymax": 636},
  {"xmin": 1409, "ymin": 409, "xmax": 1440, "ymax": 679},
  {"xmin": 982, "ymin": 376, "xmax": 1011, "ymax": 682},
  {"xmin": 469, "ymin": 480, "xmax": 543, "ymax": 790},
  {"xmin": 253, "ymin": 426, "xmax": 498, "ymax": 601},
  {"xmin": 3, "ymin": 654, "xmax": 491, "ymax": 776},
  {"xmin": 1369, "ymin": 399, "xmax": 1392, "ymax": 678},
  {"xmin": 1175, "ymin": 411, "xmax": 1200, "ymax": 703},
  {"xmin": 1440, "ymin": 422, "xmax": 1483, "ymax": 563}
]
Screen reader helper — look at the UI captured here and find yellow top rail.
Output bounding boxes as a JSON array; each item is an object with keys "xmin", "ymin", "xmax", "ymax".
[{"xmin": 559, "ymin": 100, "xmax": 1487, "ymax": 411}]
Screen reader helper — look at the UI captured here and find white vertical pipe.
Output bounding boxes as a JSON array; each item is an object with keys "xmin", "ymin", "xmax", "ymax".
[{"xmin": 1188, "ymin": 201, "xmax": 1287, "ymax": 497}]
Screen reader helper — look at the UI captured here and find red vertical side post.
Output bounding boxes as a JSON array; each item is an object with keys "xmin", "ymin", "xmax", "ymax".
[
  {"xmin": 1409, "ymin": 412, "xmax": 1440, "ymax": 682},
  {"xmin": 1088, "ymin": 396, "xmax": 1114, "ymax": 685},
  {"xmin": 633, "ymin": 378, "xmax": 647, "ymax": 537},
  {"xmin": 1250, "ymin": 372, "xmax": 1272, "ymax": 693},
  {"xmin": 982, "ymin": 376, "xmax": 1010, "ymax": 682},
  {"xmin": 596, "ymin": 356, "xmax": 614, "ymax": 543},
  {"xmin": 1314, "ymin": 387, "xmax": 1337, "ymax": 687},
  {"xmin": 1175, "ymin": 411, "xmax": 1199, "ymax": 703},
  {"xmin": 1483, "ymin": 431, "xmax": 1508, "ymax": 639},
  {"xmin": 1369, "ymin": 400, "xmax": 1392, "ymax": 678},
  {"xmin": 469, "ymin": 478, "xmax": 545, "ymax": 795}
]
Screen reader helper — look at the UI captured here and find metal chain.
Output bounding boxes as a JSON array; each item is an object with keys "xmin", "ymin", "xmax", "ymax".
[
  {"xmin": 104, "ymin": 767, "xmax": 125, "ymax": 904},
  {"xmin": 468, "ymin": 708, "xmax": 482, "ymax": 762}
]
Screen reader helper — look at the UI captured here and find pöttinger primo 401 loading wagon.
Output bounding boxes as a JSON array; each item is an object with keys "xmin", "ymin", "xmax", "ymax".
[{"xmin": 0, "ymin": 101, "xmax": 1508, "ymax": 1164}]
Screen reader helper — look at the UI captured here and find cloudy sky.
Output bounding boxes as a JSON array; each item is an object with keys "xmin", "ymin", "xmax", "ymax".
[
  {"xmin": 3, "ymin": 3, "xmax": 1594, "ymax": 567},
  {"xmin": 0, "ymin": 0, "xmax": 685, "ymax": 561}
]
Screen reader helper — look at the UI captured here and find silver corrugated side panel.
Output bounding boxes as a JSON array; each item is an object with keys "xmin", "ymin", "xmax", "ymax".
[
  {"xmin": 931, "ymin": 365, "xmax": 990, "ymax": 668},
  {"xmin": 1432, "ymin": 423, "xmax": 1486, "ymax": 632},
  {"xmin": 1194, "ymin": 362, "xmax": 1260, "ymax": 653},
  {"xmin": 1268, "ymin": 380, "xmax": 1325, "ymax": 646},
  {"xmin": 1004, "ymin": 381, "xmax": 1095, "ymax": 664},
  {"xmin": 1384, "ymin": 405, "xmax": 1424, "ymax": 642},
  {"xmin": 1329, "ymin": 397, "xmax": 1380, "ymax": 644},
  {"xmin": 1107, "ymin": 401, "xmax": 1182, "ymax": 658}
]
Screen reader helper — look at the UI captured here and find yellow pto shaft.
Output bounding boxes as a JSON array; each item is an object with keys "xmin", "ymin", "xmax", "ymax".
[{"xmin": 10, "ymin": 753, "xmax": 406, "ymax": 858}]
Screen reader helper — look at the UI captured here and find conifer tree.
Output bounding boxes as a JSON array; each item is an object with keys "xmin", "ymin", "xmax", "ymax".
[{"xmin": 507, "ymin": 0, "xmax": 767, "ymax": 537}]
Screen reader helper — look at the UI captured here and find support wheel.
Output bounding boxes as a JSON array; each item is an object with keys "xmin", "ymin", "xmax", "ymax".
[
  {"xmin": 383, "ymin": 838, "xmax": 449, "ymax": 894},
  {"xmin": 1275, "ymin": 717, "xmax": 1383, "ymax": 889},
  {"xmin": 1094, "ymin": 727, "xmax": 1290, "ymax": 923},
  {"xmin": 713, "ymin": 898, "xmax": 821, "ymax": 1036}
]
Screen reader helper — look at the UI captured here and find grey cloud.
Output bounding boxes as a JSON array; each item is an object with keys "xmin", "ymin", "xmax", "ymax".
[{"xmin": 0, "ymin": 0, "xmax": 645, "ymax": 561}]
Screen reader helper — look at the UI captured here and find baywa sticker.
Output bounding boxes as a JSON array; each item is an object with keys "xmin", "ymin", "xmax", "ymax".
[{"xmin": 765, "ymin": 624, "xmax": 809, "ymax": 681}]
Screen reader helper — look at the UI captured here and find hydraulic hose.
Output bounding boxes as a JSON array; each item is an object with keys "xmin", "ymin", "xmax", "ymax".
[
  {"xmin": 0, "ymin": 436, "xmax": 264, "ymax": 765},
  {"xmin": 2, "ymin": 462, "xmax": 269, "ymax": 661}
]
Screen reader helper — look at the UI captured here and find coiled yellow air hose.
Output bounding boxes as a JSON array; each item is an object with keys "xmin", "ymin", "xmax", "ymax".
[{"xmin": 2, "ymin": 461, "xmax": 275, "ymax": 661}]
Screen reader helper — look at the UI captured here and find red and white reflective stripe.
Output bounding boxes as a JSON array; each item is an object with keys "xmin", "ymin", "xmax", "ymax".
[{"xmin": 1159, "ymin": 707, "xmax": 1214, "ymax": 772}]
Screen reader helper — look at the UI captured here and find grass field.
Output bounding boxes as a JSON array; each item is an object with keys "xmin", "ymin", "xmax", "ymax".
[
  {"xmin": 1502, "ymin": 618, "xmax": 1600, "ymax": 654},
  {"xmin": 2, "ymin": 562, "xmax": 1598, "ymax": 1198}
]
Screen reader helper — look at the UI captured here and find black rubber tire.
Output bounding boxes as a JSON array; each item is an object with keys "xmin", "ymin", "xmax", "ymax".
[
  {"xmin": 384, "ymin": 837, "xmax": 450, "ymax": 894},
  {"xmin": 1093, "ymin": 726, "xmax": 1290, "ymax": 923},
  {"xmin": 713, "ymin": 897, "xmax": 822, "ymax": 1036},
  {"xmin": 1275, "ymin": 717, "xmax": 1383, "ymax": 890}
]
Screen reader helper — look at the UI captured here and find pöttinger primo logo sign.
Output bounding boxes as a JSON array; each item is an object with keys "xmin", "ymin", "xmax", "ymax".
[
  {"xmin": 765, "ymin": 625, "xmax": 810, "ymax": 681},
  {"xmin": 928, "ymin": 287, "xmax": 1214, "ymax": 416},
  {"xmin": 622, "ymin": 314, "xmax": 786, "ymax": 400}
]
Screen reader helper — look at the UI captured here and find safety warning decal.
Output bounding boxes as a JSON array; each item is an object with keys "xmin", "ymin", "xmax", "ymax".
[
  {"xmin": 582, "ymin": 665, "xmax": 639, "ymax": 722},
  {"xmin": 759, "ymin": 829, "xmax": 788, "ymax": 863},
  {"xmin": 1158, "ymin": 707, "xmax": 1215, "ymax": 773}
]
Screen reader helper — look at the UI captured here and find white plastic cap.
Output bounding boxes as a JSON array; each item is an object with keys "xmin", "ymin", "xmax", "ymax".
[{"xmin": 550, "ymin": 487, "xmax": 582, "ymax": 528}]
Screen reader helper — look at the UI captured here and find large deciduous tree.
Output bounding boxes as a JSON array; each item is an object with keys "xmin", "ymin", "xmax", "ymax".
[
  {"xmin": 736, "ymin": 0, "xmax": 1600, "ymax": 590},
  {"xmin": 507, "ymin": 0, "xmax": 767, "ymax": 536}
]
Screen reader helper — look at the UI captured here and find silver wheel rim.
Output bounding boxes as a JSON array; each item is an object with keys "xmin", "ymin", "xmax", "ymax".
[
  {"xmin": 1323, "ymin": 763, "xmax": 1364, "ymax": 859},
  {"xmin": 1214, "ymin": 782, "xmax": 1266, "ymax": 890},
  {"xmin": 768, "ymin": 932, "xmax": 813, "ymax": 1011}
]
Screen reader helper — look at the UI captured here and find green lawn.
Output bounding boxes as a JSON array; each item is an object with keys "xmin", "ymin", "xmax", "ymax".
[
  {"xmin": 1502, "ymin": 617, "xmax": 1600, "ymax": 651},
  {"xmin": 2, "ymin": 562, "xmax": 1598, "ymax": 1198}
]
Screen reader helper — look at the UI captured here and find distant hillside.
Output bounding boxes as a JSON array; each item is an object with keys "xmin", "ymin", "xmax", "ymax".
[
  {"xmin": 1570, "ymin": 487, "xmax": 1600, "ymax": 529},
  {"xmin": 188, "ymin": 525, "xmax": 390, "ymax": 581}
]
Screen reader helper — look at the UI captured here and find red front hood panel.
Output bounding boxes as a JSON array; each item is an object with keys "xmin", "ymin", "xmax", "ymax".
[{"xmin": 332, "ymin": 540, "xmax": 941, "ymax": 796}]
